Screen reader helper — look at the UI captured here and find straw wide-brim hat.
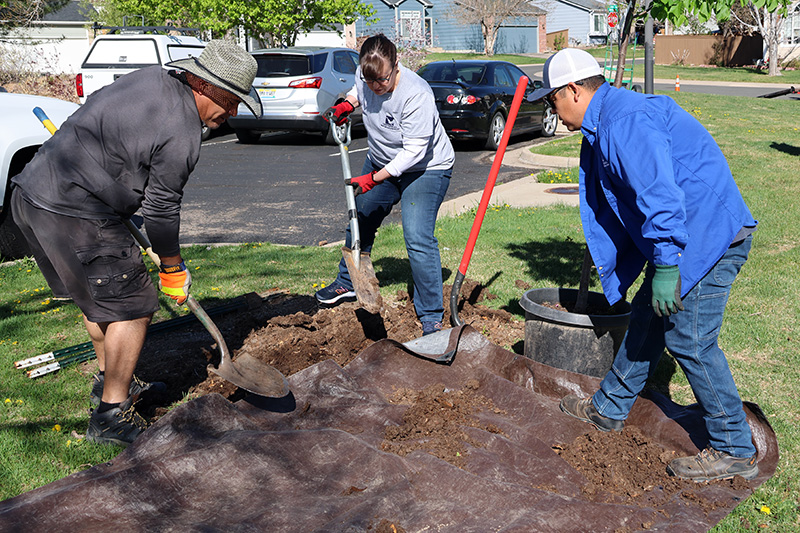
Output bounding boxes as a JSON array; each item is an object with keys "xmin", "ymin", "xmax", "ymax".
[{"xmin": 167, "ymin": 39, "xmax": 262, "ymax": 117}]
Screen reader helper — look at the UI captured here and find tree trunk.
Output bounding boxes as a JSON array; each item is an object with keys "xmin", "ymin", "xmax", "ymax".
[{"xmin": 613, "ymin": 0, "xmax": 638, "ymax": 88}]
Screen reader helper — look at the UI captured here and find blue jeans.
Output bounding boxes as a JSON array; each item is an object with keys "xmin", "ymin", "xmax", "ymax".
[
  {"xmin": 592, "ymin": 236, "xmax": 756, "ymax": 458},
  {"xmin": 335, "ymin": 157, "xmax": 451, "ymax": 323}
]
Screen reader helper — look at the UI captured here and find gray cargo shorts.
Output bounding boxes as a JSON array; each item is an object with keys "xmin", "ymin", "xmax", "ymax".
[{"xmin": 11, "ymin": 188, "xmax": 159, "ymax": 323}]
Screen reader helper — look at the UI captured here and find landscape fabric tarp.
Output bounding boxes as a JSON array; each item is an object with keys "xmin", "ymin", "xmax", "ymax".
[{"xmin": 0, "ymin": 325, "xmax": 778, "ymax": 532}]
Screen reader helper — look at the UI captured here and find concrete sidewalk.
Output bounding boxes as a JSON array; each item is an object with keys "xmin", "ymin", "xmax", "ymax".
[{"xmin": 439, "ymin": 127, "xmax": 580, "ymax": 217}]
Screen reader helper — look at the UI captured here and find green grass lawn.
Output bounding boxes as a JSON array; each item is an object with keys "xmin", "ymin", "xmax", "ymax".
[{"xmin": 2, "ymin": 91, "xmax": 799, "ymax": 530}]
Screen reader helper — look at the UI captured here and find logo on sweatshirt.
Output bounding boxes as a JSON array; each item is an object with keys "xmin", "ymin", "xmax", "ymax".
[{"xmin": 381, "ymin": 112, "xmax": 399, "ymax": 131}]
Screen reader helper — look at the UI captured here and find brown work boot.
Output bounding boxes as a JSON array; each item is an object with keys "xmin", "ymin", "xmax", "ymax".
[
  {"xmin": 667, "ymin": 447, "xmax": 758, "ymax": 482},
  {"xmin": 559, "ymin": 394, "xmax": 624, "ymax": 432}
]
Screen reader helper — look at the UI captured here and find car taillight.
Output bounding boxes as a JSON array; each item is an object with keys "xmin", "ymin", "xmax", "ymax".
[
  {"xmin": 446, "ymin": 94, "xmax": 478, "ymax": 105},
  {"xmin": 76, "ymin": 73, "xmax": 83, "ymax": 98},
  {"xmin": 289, "ymin": 77, "xmax": 322, "ymax": 89}
]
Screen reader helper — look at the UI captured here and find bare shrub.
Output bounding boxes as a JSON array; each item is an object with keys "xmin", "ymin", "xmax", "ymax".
[{"xmin": 0, "ymin": 44, "xmax": 79, "ymax": 103}]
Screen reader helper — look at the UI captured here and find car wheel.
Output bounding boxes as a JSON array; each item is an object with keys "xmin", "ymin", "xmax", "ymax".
[
  {"xmin": 631, "ymin": 84, "xmax": 643, "ymax": 93},
  {"xmin": 484, "ymin": 112, "xmax": 506, "ymax": 150},
  {"xmin": 235, "ymin": 129, "xmax": 261, "ymax": 144},
  {"xmin": 201, "ymin": 124, "xmax": 211, "ymax": 141},
  {"xmin": 541, "ymin": 104, "xmax": 558, "ymax": 137}
]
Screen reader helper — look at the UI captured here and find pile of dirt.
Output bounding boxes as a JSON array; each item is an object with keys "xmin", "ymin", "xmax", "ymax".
[
  {"xmin": 135, "ymin": 279, "xmax": 524, "ymax": 408},
  {"xmin": 382, "ymin": 380, "xmax": 505, "ymax": 468},
  {"xmin": 554, "ymin": 427, "xmax": 752, "ymax": 513}
]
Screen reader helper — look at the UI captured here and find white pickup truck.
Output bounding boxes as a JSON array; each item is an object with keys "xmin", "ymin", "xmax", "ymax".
[
  {"xmin": 76, "ymin": 27, "xmax": 211, "ymax": 139},
  {"xmin": 0, "ymin": 92, "xmax": 80, "ymax": 260}
]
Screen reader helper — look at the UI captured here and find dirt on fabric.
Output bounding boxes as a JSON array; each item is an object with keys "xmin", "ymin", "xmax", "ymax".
[
  {"xmin": 121, "ymin": 279, "xmax": 753, "ymax": 518},
  {"xmin": 553, "ymin": 427, "xmax": 753, "ymax": 515}
]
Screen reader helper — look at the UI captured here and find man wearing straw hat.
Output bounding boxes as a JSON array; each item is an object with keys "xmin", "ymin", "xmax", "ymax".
[{"xmin": 10, "ymin": 40, "xmax": 261, "ymax": 446}]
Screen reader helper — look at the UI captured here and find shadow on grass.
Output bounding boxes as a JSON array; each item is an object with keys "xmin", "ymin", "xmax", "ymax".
[
  {"xmin": 507, "ymin": 237, "xmax": 587, "ymax": 288},
  {"xmin": 770, "ymin": 142, "xmax": 800, "ymax": 157}
]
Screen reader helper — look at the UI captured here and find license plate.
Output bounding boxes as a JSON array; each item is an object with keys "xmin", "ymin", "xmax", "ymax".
[{"xmin": 257, "ymin": 88, "xmax": 276, "ymax": 99}]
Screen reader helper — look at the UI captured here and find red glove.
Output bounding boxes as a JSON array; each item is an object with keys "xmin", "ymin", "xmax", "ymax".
[
  {"xmin": 324, "ymin": 100, "xmax": 354, "ymax": 125},
  {"xmin": 158, "ymin": 262, "xmax": 192, "ymax": 305},
  {"xmin": 346, "ymin": 172, "xmax": 378, "ymax": 196}
]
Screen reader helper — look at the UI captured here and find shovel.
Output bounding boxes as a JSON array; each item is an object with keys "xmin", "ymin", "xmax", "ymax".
[
  {"xmin": 124, "ymin": 220, "xmax": 290, "ymax": 398},
  {"xmin": 327, "ymin": 115, "xmax": 383, "ymax": 314},
  {"xmin": 33, "ymin": 106, "xmax": 289, "ymax": 398}
]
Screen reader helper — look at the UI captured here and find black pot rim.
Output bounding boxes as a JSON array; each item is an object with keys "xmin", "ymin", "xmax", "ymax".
[{"xmin": 520, "ymin": 287, "xmax": 631, "ymax": 328}]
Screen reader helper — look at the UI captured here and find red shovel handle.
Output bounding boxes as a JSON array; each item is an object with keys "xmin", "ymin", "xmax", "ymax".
[{"xmin": 450, "ymin": 75, "xmax": 529, "ymax": 326}]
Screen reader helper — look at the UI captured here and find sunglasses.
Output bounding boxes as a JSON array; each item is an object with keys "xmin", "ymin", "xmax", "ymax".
[
  {"xmin": 545, "ymin": 80, "xmax": 584, "ymax": 107},
  {"xmin": 360, "ymin": 64, "xmax": 397, "ymax": 85}
]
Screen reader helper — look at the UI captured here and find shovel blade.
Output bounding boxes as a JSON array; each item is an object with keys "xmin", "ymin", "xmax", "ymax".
[
  {"xmin": 343, "ymin": 247, "xmax": 382, "ymax": 314},
  {"xmin": 399, "ymin": 325, "xmax": 465, "ymax": 364},
  {"xmin": 209, "ymin": 350, "xmax": 290, "ymax": 398}
]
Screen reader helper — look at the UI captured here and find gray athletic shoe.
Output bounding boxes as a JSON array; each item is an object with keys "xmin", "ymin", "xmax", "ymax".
[
  {"xmin": 667, "ymin": 447, "xmax": 758, "ymax": 482},
  {"xmin": 559, "ymin": 394, "xmax": 625, "ymax": 432},
  {"xmin": 86, "ymin": 397, "xmax": 149, "ymax": 447}
]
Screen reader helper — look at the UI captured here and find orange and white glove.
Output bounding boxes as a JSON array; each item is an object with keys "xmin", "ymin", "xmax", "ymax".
[{"xmin": 158, "ymin": 261, "xmax": 192, "ymax": 305}]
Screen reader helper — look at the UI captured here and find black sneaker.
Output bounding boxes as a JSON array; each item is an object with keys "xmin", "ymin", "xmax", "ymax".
[
  {"xmin": 667, "ymin": 447, "xmax": 758, "ymax": 482},
  {"xmin": 559, "ymin": 394, "xmax": 625, "ymax": 432},
  {"xmin": 86, "ymin": 397, "xmax": 149, "ymax": 447},
  {"xmin": 315, "ymin": 281, "xmax": 356, "ymax": 305},
  {"xmin": 422, "ymin": 321, "xmax": 443, "ymax": 336},
  {"xmin": 90, "ymin": 373, "xmax": 167, "ymax": 407}
]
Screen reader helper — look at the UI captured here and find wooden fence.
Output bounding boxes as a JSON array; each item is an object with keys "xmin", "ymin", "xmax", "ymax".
[
  {"xmin": 654, "ymin": 34, "xmax": 763, "ymax": 67},
  {"xmin": 546, "ymin": 29, "xmax": 569, "ymax": 52}
]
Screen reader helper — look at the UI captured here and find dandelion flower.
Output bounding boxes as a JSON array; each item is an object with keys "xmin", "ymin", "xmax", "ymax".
[{"xmin": 760, "ymin": 505, "xmax": 771, "ymax": 515}]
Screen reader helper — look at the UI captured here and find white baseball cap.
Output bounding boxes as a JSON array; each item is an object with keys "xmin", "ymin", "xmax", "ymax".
[{"xmin": 528, "ymin": 48, "xmax": 603, "ymax": 102}]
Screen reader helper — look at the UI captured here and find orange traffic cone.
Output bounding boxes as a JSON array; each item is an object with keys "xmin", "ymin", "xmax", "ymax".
[{"xmin": 675, "ymin": 74, "xmax": 680, "ymax": 92}]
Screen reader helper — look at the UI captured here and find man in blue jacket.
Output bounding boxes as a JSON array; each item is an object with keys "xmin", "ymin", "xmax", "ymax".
[{"xmin": 528, "ymin": 48, "xmax": 758, "ymax": 482}]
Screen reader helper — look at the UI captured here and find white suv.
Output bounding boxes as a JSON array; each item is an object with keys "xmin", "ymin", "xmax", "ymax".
[{"xmin": 0, "ymin": 92, "xmax": 79, "ymax": 260}]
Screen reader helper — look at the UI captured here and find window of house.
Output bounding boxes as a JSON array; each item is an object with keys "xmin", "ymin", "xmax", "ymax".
[
  {"xmin": 591, "ymin": 13, "xmax": 607, "ymax": 35},
  {"xmin": 783, "ymin": 5, "xmax": 800, "ymax": 45},
  {"xmin": 400, "ymin": 10, "xmax": 422, "ymax": 39}
]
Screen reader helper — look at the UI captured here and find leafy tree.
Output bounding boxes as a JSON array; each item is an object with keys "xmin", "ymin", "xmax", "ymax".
[
  {"xmin": 0, "ymin": 0, "xmax": 70, "ymax": 34},
  {"xmin": 87, "ymin": 0, "xmax": 375, "ymax": 46},
  {"xmin": 607, "ymin": 0, "xmax": 791, "ymax": 85}
]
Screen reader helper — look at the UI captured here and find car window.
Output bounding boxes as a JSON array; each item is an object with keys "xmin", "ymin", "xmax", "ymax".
[
  {"xmin": 255, "ymin": 54, "xmax": 313, "ymax": 77},
  {"xmin": 418, "ymin": 64, "xmax": 485, "ymax": 85},
  {"xmin": 83, "ymin": 39, "xmax": 161, "ymax": 67},
  {"xmin": 332, "ymin": 51, "xmax": 357, "ymax": 75},
  {"xmin": 494, "ymin": 65, "xmax": 514, "ymax": 88},
  {"xmin": 503, "ymin": 64, "xmax": 528, "ymax": 87},
  {"xmin": 313, "ymin": 53, "xmax": 327, "ymax": 74},
  {"xmin": 166, "ymin": 44, "xmax": 205, "ymax": 62}
]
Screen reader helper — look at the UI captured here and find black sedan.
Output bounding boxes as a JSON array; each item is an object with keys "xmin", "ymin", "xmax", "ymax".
[{"xmin": 417, "ymin": 60, "xmax": 557, "ymax": 149}]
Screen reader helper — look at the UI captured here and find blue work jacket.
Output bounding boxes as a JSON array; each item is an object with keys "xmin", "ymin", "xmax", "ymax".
[{"xmin": 579, "ymin": 83, "xmax": 756, "ymax": 305}]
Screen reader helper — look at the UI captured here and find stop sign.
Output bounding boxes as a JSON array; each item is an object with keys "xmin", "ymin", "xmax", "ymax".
[{"xmin": 607, "ymin": 11, "xmax": 619, "ymax": 28}]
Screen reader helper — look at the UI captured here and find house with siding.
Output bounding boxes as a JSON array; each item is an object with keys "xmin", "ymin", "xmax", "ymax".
[
  {"xmin": 354, "ymin": 0, "xmax": 547, "ymax": 54},
  {"xmin": 533, "ymin": 0, "xmax": 609, "ymax": 47}
]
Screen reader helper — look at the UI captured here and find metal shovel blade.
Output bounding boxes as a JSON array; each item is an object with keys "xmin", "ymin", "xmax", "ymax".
[
  {"xmin": 209, "ymin": 350, "xmax": 290, "ymax": 398},
  {"xmin": 398, "ymin": 325, "xmax": 466, "ymax": 364},
  {"xmin": 343, "ymin": 246, "xmax": 383, "ymax": 314}
]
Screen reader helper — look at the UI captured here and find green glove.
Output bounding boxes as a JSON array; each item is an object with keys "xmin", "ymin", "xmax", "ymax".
[{"xmin": 651, "ymin": 264, "xmax": 684, "ymax": 317}]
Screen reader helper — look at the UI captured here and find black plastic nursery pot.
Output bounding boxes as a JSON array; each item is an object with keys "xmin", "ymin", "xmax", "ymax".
[{"xmin": 519, "ymin": 288, "xmax": 631, "ymax": 378}]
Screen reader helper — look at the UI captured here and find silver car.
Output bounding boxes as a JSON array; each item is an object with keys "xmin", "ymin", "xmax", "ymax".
[{"xmin": 228, "ymin": 46, "xmax": 362, "ymax": 144}]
